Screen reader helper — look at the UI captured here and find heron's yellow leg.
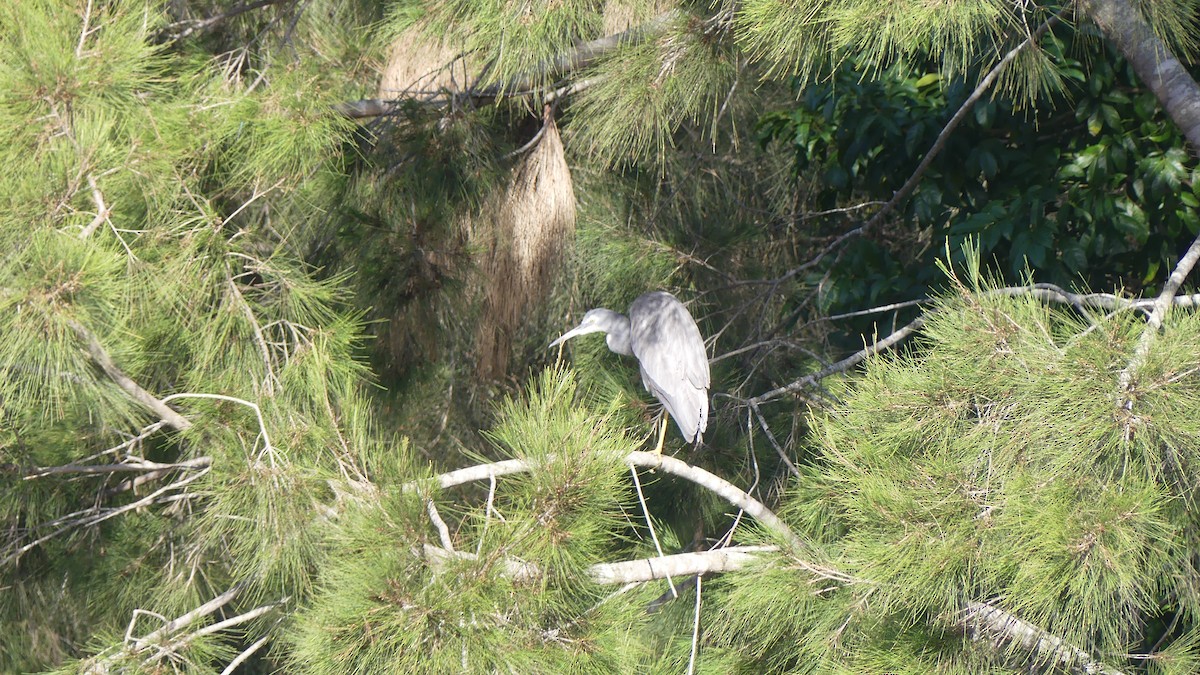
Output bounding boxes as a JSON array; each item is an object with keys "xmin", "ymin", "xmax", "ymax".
[{"xmin": 652, "ymin": 415, "xmax": 669, "ymax": 455}]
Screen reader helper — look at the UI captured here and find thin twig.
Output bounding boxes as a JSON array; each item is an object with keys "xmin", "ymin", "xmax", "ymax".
[
  {"xmin": 750, "ymin": 315, "xmax": 926, "ymax": 405},
  {"xmin": 748, "ymin": 401, "xmax": 801, "ymax": 478},
  {"xmin": 764, "ymin": 11, "xmax": 1064, "ymax": 285},
  {"xmin": 687, "ymin": 575, "xmax": 703, "ymax": 675},
  {"xmin": 334, "ymin": 12, "xmax": 678, "ymax": 118},
  {"xmin": 2, "ymin": 466, "xmax": 209, "ymax": 566},
  {"xmin": 160, "ymin": 393, "xmax": 276, "ymax": 466},
  {"xmin": 158, "ymin": 0, "xmax": 294, "ymax": 42},
  {"xmin": 631, "ymin": 465, "xmax": 678, "ymax": 597},
  {"xmin": 83, "ymin": 583, "xmax": 250, "ymax": 674}
]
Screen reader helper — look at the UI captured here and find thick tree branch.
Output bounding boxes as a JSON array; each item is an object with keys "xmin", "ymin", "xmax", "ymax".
[
  {"xmin": 405, "ymin": 451, "xmax": 852, "ymax": 583},
  {"xmin": 589, "ymin": 545, "xmax": 779, "ymax": 584},
  {"xmin": 1078, "ymin": 0, "xmax": 1200, "ymax": 153},
  {"xmin": 963, "ymin": 601, "xmax": 1125, "ymax": 675}
]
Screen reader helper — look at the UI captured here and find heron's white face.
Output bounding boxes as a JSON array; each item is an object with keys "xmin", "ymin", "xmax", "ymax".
[{"xmin": 548, "ymin": 311, "xmax": 607, "ymax": 348}]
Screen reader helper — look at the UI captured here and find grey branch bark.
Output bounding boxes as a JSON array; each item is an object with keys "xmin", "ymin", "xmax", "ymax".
[
  {"xmin": 1078, "ymin": 0, "xmax": 1200, "ymax": 154},
  {"xmin": 589, "ymin": 545, "xmax": 779, "ymax": 584},
  {"xmin": 69, "ymin": 320, "xmax": 192, "ymax": 431},
  {"xmin": 1081, "ymin": 0, "xmax": 1200, "ymax": 399},
  {"xmin": 963, "ymin": 601, "xmax": 1126, "ymax": 675},
  {"xmin": 404, "ymin": 451, "xmax": 852, "ymax": 583}
]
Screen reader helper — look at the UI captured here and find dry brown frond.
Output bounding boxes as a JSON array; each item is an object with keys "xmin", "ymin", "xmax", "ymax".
[
  {"xmin": 476, "ymin": 113, "xmax": 577, "ymax": 379},
  {"xmin": 378, "ymin": 23, "xmax": 479, "ymax": 99}
]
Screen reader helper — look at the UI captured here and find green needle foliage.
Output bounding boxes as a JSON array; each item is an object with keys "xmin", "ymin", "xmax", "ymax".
[
  {"xmin": 287, "ymin": 369, "xmax": 653, "ymax": 674},
  {"xmin": 703, "ymin": 259, "xmax": 1200, "ymax": 672},
  {"xmin": 4, "ymin": 0, "xmax": 1200, "ymax": 672}
]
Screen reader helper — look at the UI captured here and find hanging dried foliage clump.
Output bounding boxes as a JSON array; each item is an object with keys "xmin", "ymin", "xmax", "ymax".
[
  {"xmin": 602, "ymin": 0, "xmax": 673, "ymax": 35},
  {"xmin": 378, "ymin": 23, "xmax": 478, "ymax": 99},
  {"xmin": 476, "ymin": 113, "xmax": 577, "ymax": 380}
]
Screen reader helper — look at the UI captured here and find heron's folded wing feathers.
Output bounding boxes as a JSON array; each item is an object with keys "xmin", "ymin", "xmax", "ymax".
[{"xmin": 629, "ymin": 292, "xmax": 710, "ymax": 441}]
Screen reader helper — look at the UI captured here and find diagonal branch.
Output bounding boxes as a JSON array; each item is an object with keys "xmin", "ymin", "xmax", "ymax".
[
  {"xmin": 68, "ymin": 320, "xmax": 192, "ymax": 431},
  {"xmin": 1078, "ymin": 0, "xmax": 1200, "ymax": 153},
  {"xmin": 750, "ymin": 314, "xmax": 926, "ymax": 405},
  {"xmin": 765, "ymin": 11, "xmax": 1065, "ymax": 284},
  {"xmin": 1116, "ymin": 232, "xmax": 1200, "ymax": 400},
  {"xmin": 963, "ymin": 601, "xmax": 1126, "ymax": 675},
  {"xmin": 157, "ymin": 0, "xmax": 296, "ymax": 43}
]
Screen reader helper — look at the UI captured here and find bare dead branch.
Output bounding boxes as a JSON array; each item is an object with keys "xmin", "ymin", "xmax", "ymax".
[
  {"xmin": 79, "ymin": 174, "xmax": 110, "ymax": 239},
  {"xmin": 427, "ymin": 500, "xmax": 455, "ymax": 552},
  {"xmin": 750, "ymin": 314, "xmax": 926, "ymax": 406},
  {"xmin": 403, "ymin": 451, "xmax": 851, "ymax": 583},
  {"xmin": 82, "ymin": 583, "xmax": 267, "ymax": 674},
  {"xmin": 22, "ymin": 456, "xmax": 211, "ymax": 480},
  {"xmin": 2, "ymin": 465, "xmax": 209, "ymax": 566}
]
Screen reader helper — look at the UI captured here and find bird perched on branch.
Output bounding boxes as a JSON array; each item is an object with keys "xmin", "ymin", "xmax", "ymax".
[{"xmin": 549, "ymin": 291, "xmax": 709, "ymax": 452}]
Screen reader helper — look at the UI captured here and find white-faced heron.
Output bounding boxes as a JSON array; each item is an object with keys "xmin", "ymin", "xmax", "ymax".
[{"xmin": 549, "ymin": 291, "xmax": 710, "ymax": 451}]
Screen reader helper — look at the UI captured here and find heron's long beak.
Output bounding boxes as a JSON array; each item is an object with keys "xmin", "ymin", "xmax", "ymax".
[{"xmin": 548, "ymin": 323, "xmax": 601, "ymax": 349}]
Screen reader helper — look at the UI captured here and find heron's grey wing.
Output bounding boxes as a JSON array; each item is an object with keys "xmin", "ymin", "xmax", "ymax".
[{"xmin": 629, "ymin": 292, "xmax": 710, "ymax": 441}]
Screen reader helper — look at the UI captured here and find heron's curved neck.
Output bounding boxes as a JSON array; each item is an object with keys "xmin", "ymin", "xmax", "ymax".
[{"xmin": 600, "ymin": 312, "xmax": 633, "ymax": 356}]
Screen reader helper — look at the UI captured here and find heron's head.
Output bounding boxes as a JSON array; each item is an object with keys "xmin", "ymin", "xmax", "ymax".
[
  {"xmin": 548, "ymin": 309, "xmax": 621, "ymax": 348},
  {"xmin": 552, "ymin": 307, "xmax": 609, "ymax": 343}
]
